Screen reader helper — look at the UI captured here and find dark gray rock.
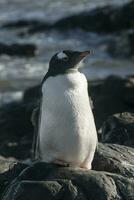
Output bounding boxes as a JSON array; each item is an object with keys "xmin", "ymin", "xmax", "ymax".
[
  {"xmin": 101, "ymin": 112, "xmax": 134, "ymax": 147},
  {"xmin": 2, "ymin": 1, "xmax": 134, "ymax": 34},
  {"xmin": 93, "ymin": 143, "xmax": 134, "ymax": 178},
  {"xmin": 0, "ymin": 43, "xmax": 37, "ymax": 57},
  {"xmin": 90, "ymin": 76, "xmax": 134, "ymax": 129},
  {"xmin": 57, "ymin": 0, "xmax": 134, "ymax": 32},
  {"xmin": 0, "ymin": 102, "xmax": 34, "ymax": 159},
  {"xmin": 28, "ymin": 1, "xmax": 134, "ymax": 34},
  {"xmin": 0, "ymin": 157, "xmax": 27, "ymax": 200},
  {"xmin": 107, "ymin": 30, "xmax": 134, "ymax": 58},
  {"xmin": 1, "ymin": 143, "xmax": 134, "ymax": 200},
  {"xmin": 2, "ymin": 20, "xmax": 48, "ymax": 29},
  {"xmin": 3, "ymin": 180, "xmax": 78, "ymax": 200}
]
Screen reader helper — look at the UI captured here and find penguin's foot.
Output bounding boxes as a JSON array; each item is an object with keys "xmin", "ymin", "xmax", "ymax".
[
  {"xmin": 80, "ymin": 163, "xmax": 91, "ymax": 170},
  {"xmin": 80, "ymin": 165, "xmax": 91, "ymax": 170},
  {"xmin": 52, "ymin": 159, "xmax": 70, "ymax": 167}
]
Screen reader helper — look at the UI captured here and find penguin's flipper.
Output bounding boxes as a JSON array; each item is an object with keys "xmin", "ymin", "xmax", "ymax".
[
  {"xmin": 31, "ymin": 100, "xmax": 41, "ymax": 160},
  {"xmin": 31, "ymin": 72, "xmax": 50, "ymax": 160},
  {"xmin": 31, "ymin": 106, "xmax": 40, "ymax": 127}
]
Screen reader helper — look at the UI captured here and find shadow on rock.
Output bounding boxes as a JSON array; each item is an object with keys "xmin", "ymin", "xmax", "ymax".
[
  {"xmin": 0, "ymin": 102, "xmax": 34, "ymax": 159},
  {"xmin": 107, "ymin": 30, "xmax": 134, "ymax": 58},
  {"xmin": 101, "ymin": 112, "xmax": 134, "ymax": 147},
  {"xmin": 0, "ymin": 43, "xmax": 37, "ymax": 57},
  {"xmin": 2, "ymin": 1, "xmax": 134, "ymax": 34},
  {"xmin": 90, "ymin": 76, "xmax": 134, "ymax": 129}
]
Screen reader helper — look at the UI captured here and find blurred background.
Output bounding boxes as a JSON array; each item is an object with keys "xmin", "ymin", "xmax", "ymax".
[
  {"xmin": 0, "ymin": 0, "xmax": 133, "ymax": 103},
  {"xmin": 0, "ymin": 0, "xmax": 134, "ymax": 160}
]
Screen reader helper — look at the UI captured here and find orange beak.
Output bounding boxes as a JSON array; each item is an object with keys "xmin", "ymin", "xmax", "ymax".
[{"xmin": 79, "ymin": 50, "xmax": 90, "ymax": 58}]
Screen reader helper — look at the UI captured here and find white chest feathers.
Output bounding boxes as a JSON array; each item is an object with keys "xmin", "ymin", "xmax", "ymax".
[{"xmin": 38, "ymin": 71, "xmax": 98, "ymax": 169}]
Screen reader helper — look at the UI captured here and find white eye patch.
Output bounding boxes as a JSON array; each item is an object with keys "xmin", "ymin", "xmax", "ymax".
[{"xmin": 57, "ymin": 52, "xmax": 68, "ymax": 59}]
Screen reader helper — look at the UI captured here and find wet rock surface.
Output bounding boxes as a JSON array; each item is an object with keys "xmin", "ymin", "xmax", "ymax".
[
  {"xmin": 0, "ymin": 43, "xmax": 37, "ymax": 57},
  {"xmin": 0, "ymin": 102, "xmax": 34, "ymax": 159},
  {"xmin": 0, "ymin": 159, "xmax": 27, "ymax": 200},
  {"xmin": 93, "ymin": 143, "xmax": 134, "ymax": 178},
  {"xmin": 90, "ymin": 76, "xmax": 134, "ymax": 129},
  {"xmin": 101, "ymin": 112, "xmax": 134, "ymax": 147},
  {"xmin": 2, "ymin": 0, "xmax": 134, "ymax": 34},
  {"xmin": 2, "ymin": 20, "xmax": 47, "ymax": 29},
  {"xmin": 52, "ymin": 0, "xmax": 134, "ymax": 33},
  {"xmin": 107, "ymin": 30, "xmax": 134, "ymax": 58},
  {"xmin": 1, "ymin": 143, "xmax": 134, "ymax": 200}
]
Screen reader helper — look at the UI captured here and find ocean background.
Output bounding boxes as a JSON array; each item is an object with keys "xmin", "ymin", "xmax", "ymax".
[{"xmin": 0, "ymin": 0, "xmax": 133, "ymax": 103}]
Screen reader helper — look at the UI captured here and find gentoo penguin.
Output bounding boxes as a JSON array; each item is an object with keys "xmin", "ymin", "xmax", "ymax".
[{"xmin": 31, "ymin": 50, "xmax": 98, "ymax": 169}]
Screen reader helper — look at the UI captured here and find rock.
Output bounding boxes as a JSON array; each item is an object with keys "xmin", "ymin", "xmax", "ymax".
[
  {"xmin": 52, "ymin": 0, "xmax": 134, "ymax": 33},
  {"xmin": 101, "ymin": 112, "xmax": 134, "ymax": 147},
  {"xmin": 0, "ymin": 84, "xmax": 42, "ymax": 160},
  {"xmin": 2, "ymin": 143, "xmax": 134, "ymax": 200},
  {"xmin": 52, "ymin": 6, "xmax": 117, "ymax": 33},
  {"xmin": 107, "ymin": 30, "xmax": 134, "ymax": 58},
  {"xmin": 0, "ymin": 43, "xmax": 37, "ymax": 57},
  {"xmin": 2, "ymin": 1, "xmax": 134, "ymax": 34},
  {"xmin": 2, "ymin": 20, "xmax": 46, "ymax": 29},
  {"xmin": 2, "ymin": 19, "xmax": 51, "ymax": 36},
  {"xmin": 3, "ymin": 180, "xmax": 77, "ymax": 200},
  {"xmin": 90, "ymin": 76, "xmax": 134, "ymax": 129},
  {"xmin": 27, "ymin": 5, "xmax": 121, "ymax": 34},
  {"xmin": 93, "ymin": 143, "xmax": 134, "ymax": 178},
  {"xmin": 0, "ymin": 156, "xmax": 17, "ymax": 174},
  {"xmin": 0, "ymin": 157, "xmax": 27, "ymax": 200},
  {"xmin": 0, "ymin": 102, "xmax": 34, "ymax": 159},
  {"xmin": 27, "ymin": 0, "xmax": 134, "ymax": 33}
]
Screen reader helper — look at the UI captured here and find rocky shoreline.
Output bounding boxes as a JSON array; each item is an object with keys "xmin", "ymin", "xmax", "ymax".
[
  {"xmin": 1, "ymin": 143, "xmax": 134, "ymax": 200},
  {"xmin": 0, "ymin": 0, "xmax": 134, "ymax": 199},
  {"xmin": 0, "ymin": 1, "xmax": 134, "ymax": 59},
  {"xmin": 2, "ymin": 1, "xmax": 134, "ymax": 33},
  {"xmin": 0, "ymin": 75, "xmax": 133, "ymax": 199}
]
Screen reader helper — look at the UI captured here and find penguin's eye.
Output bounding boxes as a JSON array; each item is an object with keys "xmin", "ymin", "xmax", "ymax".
[{"xmin": 62, "ymin": 57, "xmax": 68, "ymax": 61}]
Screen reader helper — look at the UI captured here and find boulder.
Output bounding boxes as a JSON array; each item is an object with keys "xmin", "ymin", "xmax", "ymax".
[
  {"xmin": 0, "ymin": 43, "xmax": 37, "ymax": 57},
  {"xmin": 0, "ymin": 157, "xmax": 27, "ymax": 199},
  {"xmin": 1, "ymin": 143, "xmax": 134, "ymax": 200},
  {"xmin": 101, "ymin": 112, "xmax": 134, "ymax": 147},
  {"xmin": 107, "ymin": 30, "xmax": 134, "ymax": 58},
  {"xmin": 0, "ymin": 102, "xmax": 34, "ymax": 159},
  {"xmin": 51, "ymin": 0, "xmax": 134, "ymax": 33},
  {"xmin": 90, "ymin": 76, "xmax": 134, "ymax": 129},
  {"xmin": 2, "ymin": 1, "xmax": 134, "ymax": 34},
  {"xmin": 2, "ymin": 20, "xmax": 46, "ymax": 29},
  {"xmin": 93, "ymin": 143, "xmax": 134, "ymax": 178}
]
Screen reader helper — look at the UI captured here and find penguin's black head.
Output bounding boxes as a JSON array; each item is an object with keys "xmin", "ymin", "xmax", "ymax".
[{"xmin": 48, "ymin": 50, "xmax": 90, "ymax": 75}]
